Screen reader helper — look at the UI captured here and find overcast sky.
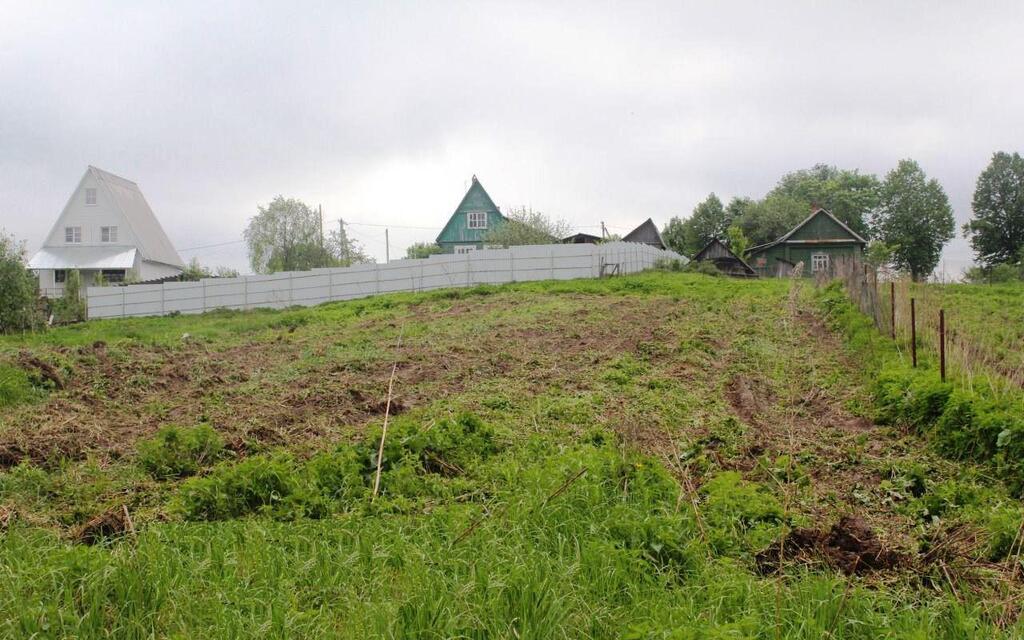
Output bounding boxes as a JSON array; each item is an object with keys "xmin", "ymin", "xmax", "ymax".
[{"xmin": 2, "ymin": 1, "xmax": 1023, "ymax": 275}]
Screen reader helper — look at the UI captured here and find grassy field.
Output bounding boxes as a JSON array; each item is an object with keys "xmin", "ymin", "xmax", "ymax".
[{"xmin": 1, "ymin": 272, "xmax": 1022, "ymax": 638}]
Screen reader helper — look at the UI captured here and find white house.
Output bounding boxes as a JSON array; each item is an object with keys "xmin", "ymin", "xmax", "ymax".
[{"xmin": 29, "ymin": 166, "xmax": 184, "ymax": 296}]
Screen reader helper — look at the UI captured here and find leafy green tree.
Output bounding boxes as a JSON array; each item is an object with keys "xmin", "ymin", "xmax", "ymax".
[
  {"xmin": 0, "ymin": 231, "xmax": 42, "ymax": 332},
  {"xmin": 661, "ymin": 216, "xmax": 687, "ymax": 256},
  {"xmin": 405, "ymin": 242, "xmax": 445, "ymax": 259},
  {"xmin": 871, "ymin": 160, "xmax": 955, "ymax": 281},
  {"xmin": 483, "ymin": 207, "xmax": 571, "ymax": 247},
  {"xmin": 733, "ymin": 193, "xmax": 807, "ymax": 248},
  {"xmin": 964, "ymin": 151, "xmax": 1024, "ymax": 268},
  {"xmin": 245, "ymin": 197, "xmax": 367, "ymax": 273},
  {"xmin": 682, "ymin": 193, "xmax": 729, "ymax": 255},
  {"xmin": 767, "ymin": 164, "xmax": 880, "ymax": 239},
  {"xmin": 725, "ymin": 225, "xmax": 749, "ymax": 258}
]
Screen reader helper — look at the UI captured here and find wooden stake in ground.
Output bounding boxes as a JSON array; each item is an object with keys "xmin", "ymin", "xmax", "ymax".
[{"xmin": 371, "ymin": 326, "xmax": 405, "ymax": 501}]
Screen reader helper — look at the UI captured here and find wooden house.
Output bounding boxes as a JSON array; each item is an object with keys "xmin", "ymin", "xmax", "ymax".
[
  {"xmin": 746, "ymin": 207, "xmax": 866, "ymax": 277},
  {"xmin": 435, "ymin": 176, "xmax": 507, "ymax": 254},
  {"xmin": 692, "ymin": 239, "xmax": 757, "ymax": 277}
]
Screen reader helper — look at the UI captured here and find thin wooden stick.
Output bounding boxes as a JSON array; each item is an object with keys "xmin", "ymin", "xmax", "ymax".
[
  {"xmin": 122, "ymin": 504, "xmax": 136, "ymax": 537},
  {"xmin": 371, "ymin": 325, "xmax": 405, "ymax": 501}
]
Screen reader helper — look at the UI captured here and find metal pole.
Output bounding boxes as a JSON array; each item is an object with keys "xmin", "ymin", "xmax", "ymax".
[
  {"xmin": 910, "ymin": 298, "xmax": 917, "ymax": 368},
  {"xmin": 890, "ymin": 281, "xmax": 896, "ymax": 340},
  {"xmin": 939, "ymin": 308, "xmax": 946, "ymax": 383},
  {"xmin": 385, "ymin": 228, "xmax": 390, "ymax": 264}
]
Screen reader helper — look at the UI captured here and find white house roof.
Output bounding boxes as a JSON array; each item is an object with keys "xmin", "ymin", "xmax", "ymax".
[
  {"xmin": 88, "ymin": 167, "xmax": 184, "ymax": 268},
  {"xmin": 29, "ymin": 246, "xmax": 138, "ymax": 270}
]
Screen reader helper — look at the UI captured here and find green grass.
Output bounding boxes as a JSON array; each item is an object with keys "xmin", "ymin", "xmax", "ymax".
[{"xmin": 1, "ymin": 272, "xmax": 1022, "ymax": 638}]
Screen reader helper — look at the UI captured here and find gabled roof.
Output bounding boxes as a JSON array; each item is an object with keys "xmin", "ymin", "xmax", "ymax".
[
  {"xmin": 35, "ymin": 166, "xmax": 184, "ymax": 269},
  {"xmin": 747, "ymin": 207, "xmax": 866, "ymax": 255},
  {"xmin": 29, "ymin": 246, "xmax": 138, "ymax": 270},
  {"xmin": 622, "ymin": 218, "xmax": 666, "ymax": 249},
  {"xmin": 435, "ymin": 175, "xmax": 505, "ymax": 244},
  {"xmin": 693, "ymin": 238, "xmax": 757, "ymax": 275},
  {"xmin": 561, "ymin": 232, "xmax": 602, "ymax": 244}
]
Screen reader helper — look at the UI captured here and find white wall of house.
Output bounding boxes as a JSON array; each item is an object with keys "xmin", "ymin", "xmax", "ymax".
[{"xmin": 44, "ymin": 171, "xmax": 140, "ymax": 250}]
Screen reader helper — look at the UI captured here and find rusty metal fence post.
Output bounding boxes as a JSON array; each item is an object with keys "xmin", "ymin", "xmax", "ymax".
[
  {"xmin": 939, "ymin": 308, "xmax": 946, "ymax": 383},
  {"xmin": 910, "ymin": 298, "xmax": 917, "ymax": 368}
]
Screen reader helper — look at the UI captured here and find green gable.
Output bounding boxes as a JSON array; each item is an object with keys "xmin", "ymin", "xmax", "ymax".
[
  {"xmin": 436, "ymin": 176, "xmax": 507, "ymax": 252},
  {"xmin": 747, "ymin": 208, "xmax": 866, "ymax": 277}
]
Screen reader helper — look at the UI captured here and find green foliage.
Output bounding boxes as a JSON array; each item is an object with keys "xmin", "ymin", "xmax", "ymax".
[
  {"xmin": 0, "ymin": 230, "xmax": 42, "ymax": 333},
  {"xmin": 137, "ymin": 424, "xmax": 226, "ymax": 479},
  {"xmin": 0, "ymin": 363, "xmax": 43, "ymax": 408},
  {"xmin": 724, "ymin": 225, "xmax": 749, "ymax": 258},
  {"xmin": 51, "ymin": 270, "xmax": 87, "ymax": 324},
  {"xmin": 733, "ymin": 193, "xmax": 808, "ymax": 248},
  {"xmin": 686, "ymin": 260, "xmax": 723, "ymax": 277},
  {"xmin": 871, "ymin": 159, "xmax": 956, "ymax": 280},
  {"xmin": 653, "ymin": 257, "xmax": 686, "ymax": 272},
  {"xmin": 701, "ymin": 471, "xmax": 785, "ymax": 554},
  {"xmin": 964, "ymin": 151, "xmax": 1024, "ymax": 268},
  {"xmin": 766, "ymin": 164, "xmax": 880, "ymax": 240},
  {"xmin": 176, "ymin": 454, "xmax": 312, "ymax": 521},
  {"xmin": 482, "ymin": 206, "xmax": 571, "ymax": 247},
  {"xmin": 245, "ymin": 196, "xmax": 369, "ymax": 273},
  {"xmin": 664, "ymin": 193, "xmax": 731, "ymax": 256},
  {"xmin": 404, "ymin": 242, "xmax": 445, "ymax": 259},
  {"xmin": 179, "ymin": 257, "xmax": 239, "ymax": 281},
  {"xmin": 865, "ymin": 240, "xmax": 898, "ymax": 269},
  {"xmin": 963, "ymin": 259, "xmax": 1024, "ymax": 284}
]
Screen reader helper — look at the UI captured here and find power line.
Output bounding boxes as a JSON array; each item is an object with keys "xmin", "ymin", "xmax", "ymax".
[{"xmin": 178, "ymin": 239, "xmax": 247, "ymax": 252}]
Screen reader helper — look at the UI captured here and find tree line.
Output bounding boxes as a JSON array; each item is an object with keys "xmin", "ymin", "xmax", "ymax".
[{"xmin": 665, "ymin": 154, "xmax": 1024, "ymax": 282}]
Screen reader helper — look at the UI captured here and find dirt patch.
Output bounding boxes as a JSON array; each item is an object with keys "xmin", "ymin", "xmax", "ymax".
[
  {"xmin": 18, "ymin": 352, "xmax": 65, "ymax": 390},
  {"xmin": 72, "ymin": 506, "xmax": 133, "ymax": 544},
  {"xmin": 726, "ymin": 375, "xmax": 767, "ymax": 423},
  {"xmin": 757, "ymin": 515, "xmax": 908, "ymax": 575}
]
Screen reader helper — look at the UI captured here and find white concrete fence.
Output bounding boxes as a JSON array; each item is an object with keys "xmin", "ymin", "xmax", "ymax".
[{"xmin": 86, "ymin": 242, "xmax": 685, "ymax": 320}]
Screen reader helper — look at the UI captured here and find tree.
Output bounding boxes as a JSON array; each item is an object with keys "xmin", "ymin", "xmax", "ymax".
[
  {"xmin": 682, "ymin": 193, "xmax": 729, "ymax": 255},
  {"xmin": 405, "ymin": 242, "xmax": 444, "ymax": 260},
  {"xmin": 0, "ymin": 231, "xmax": 42, "ymax": 333},
  {"xmin": 725, "ymin": 225, "xmax": 749, "ymax": 258},
  {"xmin": 871, "ymin": 160, "xmax": 955, "ymax": 281},
  {"xmin": 733, "ymin": 193, "xmax": 807, "ymax": 248},
  {"xmin": 245, "ymin": 197, "xmax": 367, "ymax": 273},
  {"xmin": 767, "ymin": 164, "xmax": 880, "ymax": 239},
  {"xmin": 661, "ymin": 216, "xmax": 687, "ymax": 255},
  {"xmin": 483, "ymin": 207, "xmax": 572, "ymax": 247},
  {"xmin": 963, "ymin": 151, "xmax": 1024, "ymax": 268}
]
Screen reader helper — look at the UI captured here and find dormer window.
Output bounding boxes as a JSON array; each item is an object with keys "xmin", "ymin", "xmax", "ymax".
[
  {"xmin": 85, "ymin": 188, "xmax": 97, "ymax": 205},
  {"xmin": 467, "ymin": 211, "xmax": 488, "ymax": 229},
  {"xmin": 65, "ymin": 226, "xmax": 82, "ymax": 243},
  {"xmin": 101, "ymin": 226, "xmax": 118, "ymax": 243}
]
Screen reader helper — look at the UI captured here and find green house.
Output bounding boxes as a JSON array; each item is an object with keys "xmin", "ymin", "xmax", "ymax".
[
  {"xmin": 746, "ymin": 208, "xmax": 866, "ymax": 277},
  {"xmin": 436, "ymin": 176, "xmax": 507, "ymax": 254}
]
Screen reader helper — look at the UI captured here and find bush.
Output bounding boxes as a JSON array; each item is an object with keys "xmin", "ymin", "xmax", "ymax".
[
  {"xmin": 0, "ymin": 231, "xmax": 43, "ymax": 333},
  {"xmin": 176, "ymin": 454, "xmax": 314, "ymax": 521},
  {"xmin": 51, "ymin": 270, "xmax": 87, "ymax": 324},
  {"xmin": 654, "ymin": 257, "xmax": 686, "ymax": 272},
  {"xmin": 685, "ymin": 260, "xmax": 722, "ymax": 277},
  {"xmin": 701, "ymin": 471, "xmax": 785, "ymax": 554},
  {"xmin": 137, "ymin": 424, "xmax": 226, "ymax": 479}
]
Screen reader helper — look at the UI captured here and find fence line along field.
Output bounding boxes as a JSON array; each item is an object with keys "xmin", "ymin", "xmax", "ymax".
[{"xmin": 1, "ymin": 271, "xmax": 1023, "ymax": 638}]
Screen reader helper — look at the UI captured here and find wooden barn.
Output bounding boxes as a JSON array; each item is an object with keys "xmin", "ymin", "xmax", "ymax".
[
  {"xmin": 692, "ymin": 239, "xmax": 757, "ymax": 277},
  {"xmin": 622, "ymin": 218, "xmax": 666, "ymax": 249}
]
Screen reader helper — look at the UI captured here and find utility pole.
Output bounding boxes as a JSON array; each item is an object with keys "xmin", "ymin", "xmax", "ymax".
[
  {"xmin": 385, "ymin": 228, "xmax": 390, "ymax": 264},
  {"xmin": 318, "ymin": 204, "xmax": 324, "ymax": 248},
  {"xmin": 339, "ymin": 218, "xmax": 348, "ymax": 265},
  {"xmin": 601, "ymin": 221, "xmax": 608, "ymax": 239}
]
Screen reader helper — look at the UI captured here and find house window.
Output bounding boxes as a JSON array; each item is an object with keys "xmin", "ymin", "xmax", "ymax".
[
  {"xmin": 85, "ymin": 188, "xmax": 97, "ymax": 205},
  {"xmin": 101, "ymin": 226, "xmax": 118, "ymax": 242},
  {"xmin": 65, "ymin": 226, "xmax": 82, "ymax": 243},
  {"xmin": 101, "ymin": 269, "xmax": 126, "ymax": 283},
  {"xmin": 467, "ymin": 211, "xmax": 488, "ymax": 229},
  {"xmin": 54, "ymin": 270, "xmax": 67, "ymax": 284},
  {"xmin": 454, "ymin": 245, "xmax": 478, "ymax": 255},
  {"xmin": 811, "ymin": 253, "xmax": 830, "ymax": 273}
]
